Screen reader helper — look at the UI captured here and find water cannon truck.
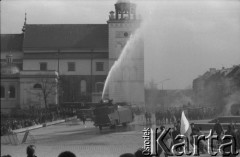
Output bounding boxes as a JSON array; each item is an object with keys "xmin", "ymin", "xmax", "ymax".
[{"xmin": 93, "ymin": 99, "xmax": 134, "ymax": 130}]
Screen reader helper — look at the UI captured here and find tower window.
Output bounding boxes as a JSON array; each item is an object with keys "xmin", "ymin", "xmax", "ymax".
[
  {"xmin": 96, "ymin": 62, "xmax": 104, "ymax": 71},
  {"xmin": 40, "ymin": 62, "xmax": 47, "ymax": 71},
  {"xmin": 1, "ymin": 86, "xmax": 5, "ymax": 98},
  {"xmin": 68, "ymin": 62, "xmax": 75, "ymax": 71},
  {"xmin": 9, "ymin": 86, "xmax": 16, "ymax": 98}
]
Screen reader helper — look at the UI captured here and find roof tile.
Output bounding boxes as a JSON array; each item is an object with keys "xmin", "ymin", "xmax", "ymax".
[
  {"xmin": 1, "ymin": 34, "xmax": 23, "ymax": 51},
  {"xmin": 23, "ymin": 24, "xmax": 108, "ymax": 49}
]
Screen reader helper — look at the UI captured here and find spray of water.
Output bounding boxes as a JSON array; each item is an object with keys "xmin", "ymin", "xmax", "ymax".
[
  {"xmin": 101, "ymin": 1, "xmax": 154, "ymax": 102},
  {"xmin": 102, "ymin": 28, "xmax": 144, "ymax": 100}
]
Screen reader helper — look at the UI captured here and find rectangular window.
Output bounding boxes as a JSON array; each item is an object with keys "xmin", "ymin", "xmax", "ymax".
[
  {"xmin": 96, "ymin": 62, "xmax": 104, "ymax": 71},
  {"xmin": 68, "ymin": 62, "xmax": 75, "ymax": 71},
  {"xmin": 40, "ymin": 62, "xmax": 47, "ymax": 71}
]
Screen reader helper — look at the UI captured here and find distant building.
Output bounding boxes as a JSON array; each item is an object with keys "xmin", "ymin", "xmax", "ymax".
[
  {"xmin": 0, "ymin": 0, "xmax": 145, "ymax": 113},
  {"xmin": 192, "ymin": 65, "xmax": 240, "ymax": 110}
]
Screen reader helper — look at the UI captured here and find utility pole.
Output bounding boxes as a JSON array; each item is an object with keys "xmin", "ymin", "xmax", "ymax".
[
  {"xmin": 57, "ymin": 49, "xmax": 60, "ymax": 105},
  {"xmin": 58, "ymin": 49, "xmax": 60, "ymax": 74},
  {"xmin": 90, "ymin": 49, "xmax": 93, "ymax": 102}
]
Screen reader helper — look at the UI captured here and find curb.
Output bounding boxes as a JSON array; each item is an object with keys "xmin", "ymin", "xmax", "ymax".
[
  {"xmin": 11, "ymin": 116, "xmax": 78, "ymax": 134},
  {"xmin": 2, "ymin": 116, "xmax": 78, "ymax": 145}
]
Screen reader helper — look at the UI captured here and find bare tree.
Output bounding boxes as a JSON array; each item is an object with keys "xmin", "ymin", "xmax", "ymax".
[{"xmin": 36, "ymin": 77, "xmax": 58, "ymax": 108}]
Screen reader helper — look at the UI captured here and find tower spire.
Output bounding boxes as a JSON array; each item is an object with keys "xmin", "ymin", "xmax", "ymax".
[
  {"xmin": 22, "ymin": 12, "xmax": 27, "ymax": 33},
  {"xmin": 24, "ymin": 12, "xmax": 27, "ymax": 25}
]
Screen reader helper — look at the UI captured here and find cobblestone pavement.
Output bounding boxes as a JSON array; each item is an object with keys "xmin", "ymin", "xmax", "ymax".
[{"xmin": 1, "ymin": 117, "xmax": 222, "ymax": 157}]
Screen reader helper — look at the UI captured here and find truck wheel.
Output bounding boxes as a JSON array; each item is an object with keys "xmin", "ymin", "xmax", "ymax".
[
  {"xmin": 122, "ymin": 122, "xmax": 127, "ymax": 127},
  {"xmin": 99, "ymin": 126, "xmax": 102, "ymax": 130}
]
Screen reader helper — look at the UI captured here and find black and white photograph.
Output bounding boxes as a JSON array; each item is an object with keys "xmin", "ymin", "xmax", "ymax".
[{"xmin": 1, "ymin": 0, "xmax": 240, "ymax": 156}]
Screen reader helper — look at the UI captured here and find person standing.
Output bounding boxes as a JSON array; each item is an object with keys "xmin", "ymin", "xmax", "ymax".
[
  {"xmin": 26, "ymin": 145, "xmax": 37, "ymax": 157},
  {"xmin": 222, "ymin": 125, "xmax": 238, "ymax": 157},
  {"xmin": 58, "ymin": 151, "xmax": 76, "ymax": 157},
  {"xmin": 145, "ymin": 112, "xmax": 148, "ymax": 124},
  {"xmin": 80, "ymin": 114, "xmax": 86, "ymax": 125},
  {"xmin": 212, "ymin": 119, "xmax": 224, "ymax": 146},
  {"xmin": 157, "ymin": 126, "xmax": 172, "ymax": 157},
  {"xmin": 148, "ymin": 112, "xmax": 152, "ymax": 124}
]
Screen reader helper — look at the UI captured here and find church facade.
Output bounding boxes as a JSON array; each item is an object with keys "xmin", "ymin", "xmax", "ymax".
[{"xmin": 0, "ymin": 0, "xmax": 145, "ymax": 113}]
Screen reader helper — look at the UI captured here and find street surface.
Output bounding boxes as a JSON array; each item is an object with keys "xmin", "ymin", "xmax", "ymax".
[{"xmin": 1, "ymin": 117, "xmax": 221, "ymax": 157}]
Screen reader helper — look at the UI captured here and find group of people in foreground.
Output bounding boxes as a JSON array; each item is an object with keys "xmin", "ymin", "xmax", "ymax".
[{"xmin": 1, "ymin": 145, "xmax": 149, "ymax": 157}]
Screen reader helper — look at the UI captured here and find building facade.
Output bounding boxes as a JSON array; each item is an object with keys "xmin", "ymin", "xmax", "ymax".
[
  {"xmin": 192, "ymin": 65, "xmax": 240, "ymax": 114},
  {"xmin": 0, "ymin": 0, "xmax": 145, "ymax": 113},
  {"xmin": 106, "ymin": 1, "xmax": 145, "ymax": 106}
]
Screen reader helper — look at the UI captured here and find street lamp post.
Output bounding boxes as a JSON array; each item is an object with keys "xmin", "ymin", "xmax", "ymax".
[
  {"xmin": 57, "ymin": 49, "xmax": 60, "ymax": 105},
  {"xmin": 158, "ymin": 78, "xmax": 170, "ymax": 90}
]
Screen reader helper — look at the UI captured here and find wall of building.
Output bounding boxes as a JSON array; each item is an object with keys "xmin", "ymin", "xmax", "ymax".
[
  {"xmin": 60, "ymin": 75, "xmax": 106, "ymax": 103},
  {"xmin": 1, "ymin": 78, "xmax": 20, "ymax": 113},
  {"xmin": 192, "ymin": 66, "xmax": 240, "ymax": 114},
  {"xmin": 107, "ymin": 21, "xmax": 145, "ymax": 106},
  {"xmin": 23, "ymin": 59, "xmax": 108, "ymax": 75},
  {"xmin": 19, "ymin": 71, "xmax": 58, "ymax": 108}
]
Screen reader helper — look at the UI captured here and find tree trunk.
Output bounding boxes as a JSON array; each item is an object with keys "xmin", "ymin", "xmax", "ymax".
[{"xmin": 44, "ymin": 95, "xmax": 48, "ymax": 109}]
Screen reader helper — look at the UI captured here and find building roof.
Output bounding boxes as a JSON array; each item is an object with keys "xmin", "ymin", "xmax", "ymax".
[
  {"xmin": 226, "ymin": 65, "xmax": 240, "ymax": 77},
  {"xmin": 23, "ymin": 24, "xmax": 108, "ymax": 49},
  {"xmin": 1, "ymin": 34, "xmax": 23, "ymax": 52},
  {"xmin": 116, "ymin": 0, "xmax": 130, "ymax": 4}
]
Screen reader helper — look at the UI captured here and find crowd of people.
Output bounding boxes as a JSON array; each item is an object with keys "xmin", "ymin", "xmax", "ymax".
[
  {"xmin": 152, "ymin": 106, "xmax": 217, "ymax": 125},
  {"xmin": 2, "ymin": 105, "xmax": 239, "ymax": 157},
  {"xmin": 1, "ymin": 107, "xmax": 77, "ymax": 136}
]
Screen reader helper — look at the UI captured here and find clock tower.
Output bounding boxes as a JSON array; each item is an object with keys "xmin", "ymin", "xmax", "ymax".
[{"xmin": 107, "ymin": 0, "xmax": 144, "ymax": 106}]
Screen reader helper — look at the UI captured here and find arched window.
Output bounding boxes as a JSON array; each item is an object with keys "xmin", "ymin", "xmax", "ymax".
[
  {"xmin": 1, "ymin": 86, "xmax": 5, "ymax": 98},
  {"xmin": 80, "ymin": 80, "xmax": 87, "ymax": 95},
  {"xmin": 9, "ymin": 86, "xmax": 15, "ymax": 98},
  {"xmin": 33, "ymin": 83, "xmax": 42, "ymax": 89},
  {"xmin": 95, "ymin": 82, "xmax": 104, "ymax": 93}
]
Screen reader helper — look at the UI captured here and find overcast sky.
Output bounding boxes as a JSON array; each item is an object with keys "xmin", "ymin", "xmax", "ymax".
[{"xmin": 1, "ymin": 0, "xmax": 240, "ymax": 89}]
